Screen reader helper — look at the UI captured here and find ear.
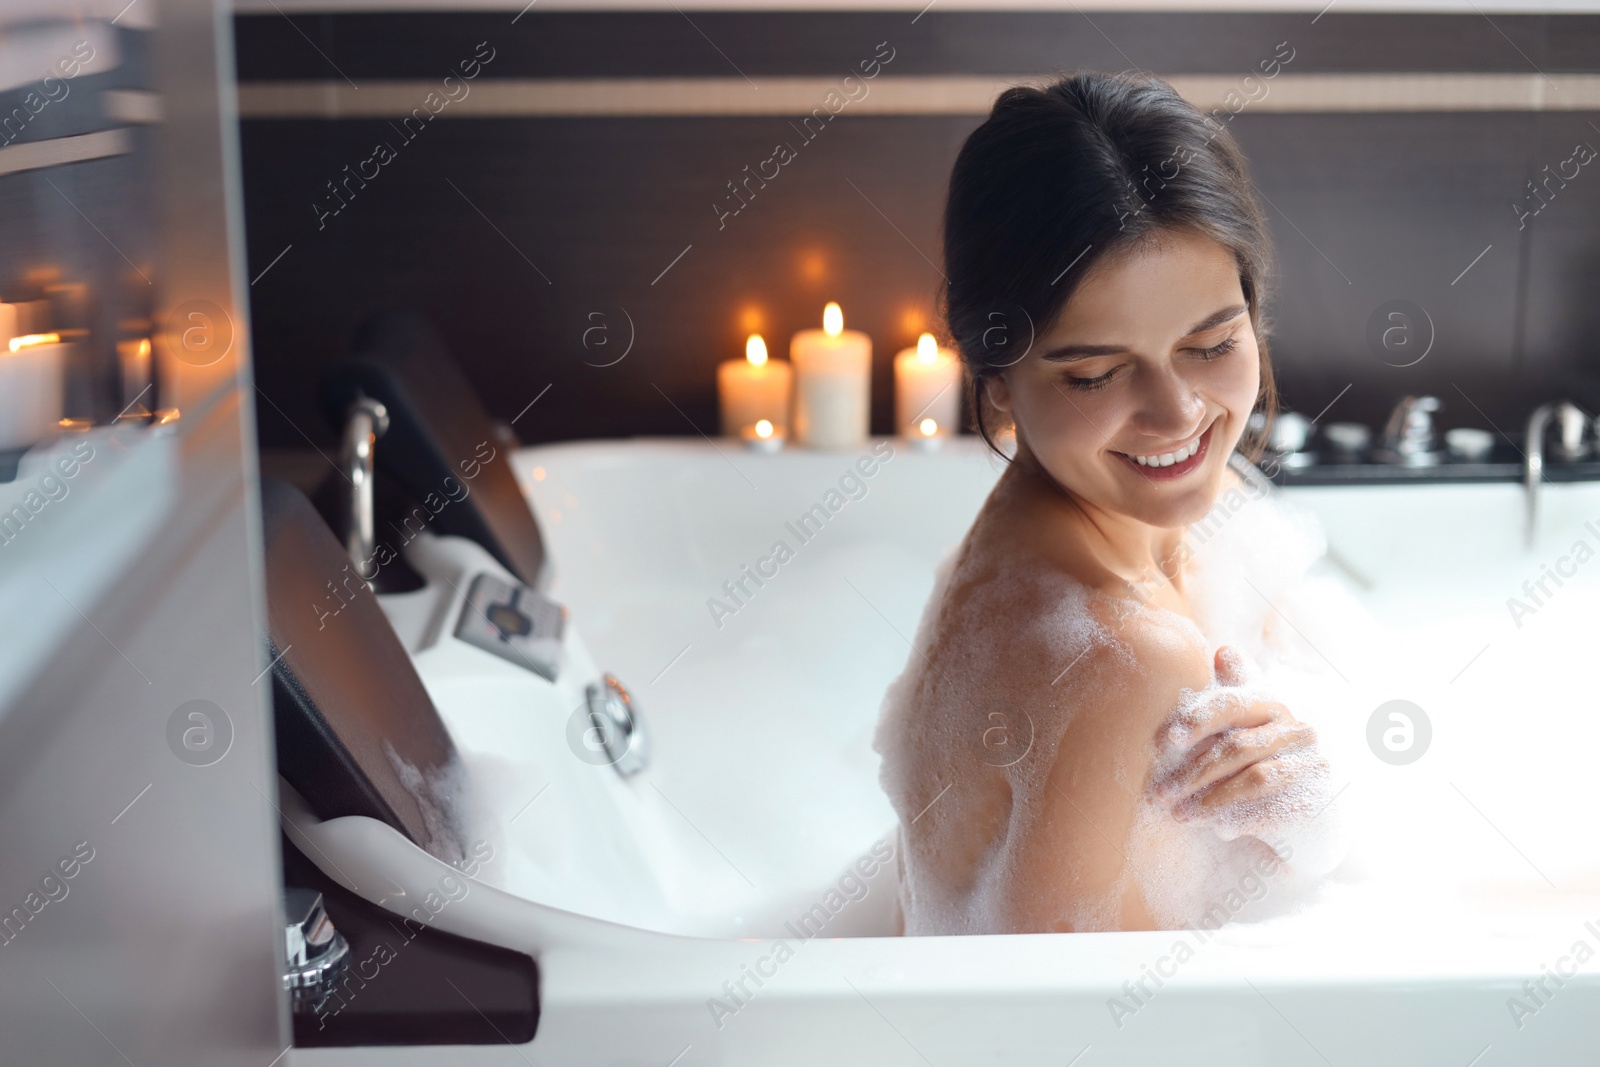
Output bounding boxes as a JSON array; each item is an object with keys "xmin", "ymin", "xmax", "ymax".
[{"xmin": 983, "ymin": 373, "xmax": 1013, "ymax": 414}]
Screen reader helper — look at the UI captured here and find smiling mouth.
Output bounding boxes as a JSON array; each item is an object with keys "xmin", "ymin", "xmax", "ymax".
[{"xmin": 1112, "ymin": 418, "xmax": 1217, "ymax": 480}]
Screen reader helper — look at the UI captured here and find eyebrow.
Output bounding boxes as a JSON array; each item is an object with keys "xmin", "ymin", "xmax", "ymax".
[{"xmin": 1039, "ymin": 303, "xmax": 1248, "ymax": 363}]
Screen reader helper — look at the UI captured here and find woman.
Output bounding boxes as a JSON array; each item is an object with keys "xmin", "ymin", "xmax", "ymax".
[{"xmin": 873, "ymin": 71, "xmax": 1342, "ymax": 935}]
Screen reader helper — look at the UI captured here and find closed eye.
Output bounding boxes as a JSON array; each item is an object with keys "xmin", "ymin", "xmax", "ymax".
[
  {"xmin": 1190, "ymin": 336, "xmax": 1239, "ymax": 360},
  {"xmin": 1064, "ymin": 368, "xmax": 1118, "ymax": 392},
  {"xmin": 1064, "ymin": 334, "xmax": 1239, "ymax": 391}
]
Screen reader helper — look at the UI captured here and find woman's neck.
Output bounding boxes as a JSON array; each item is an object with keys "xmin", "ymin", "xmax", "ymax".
[{"xmin": 1001, "ymin": 443, "xmax": 1192, "ymax": 599}]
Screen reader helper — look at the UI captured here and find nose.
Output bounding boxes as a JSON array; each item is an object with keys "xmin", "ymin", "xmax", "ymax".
[{"xmin": 1131, "ymin": 362, "xmax": 1207, "ymax": 442}]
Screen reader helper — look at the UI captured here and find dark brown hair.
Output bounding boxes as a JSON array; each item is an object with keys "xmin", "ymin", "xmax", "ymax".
[{"xmin": 940, "ymin": 70, "xmax": 1278, "ymax": 462}]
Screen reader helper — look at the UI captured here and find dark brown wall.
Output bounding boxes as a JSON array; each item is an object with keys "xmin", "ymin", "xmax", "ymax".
[{"xmin": 236, "ymin": 10, "xmax": 1600, "ymax": 451}]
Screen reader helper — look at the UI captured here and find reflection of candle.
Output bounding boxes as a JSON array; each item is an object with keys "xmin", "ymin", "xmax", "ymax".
[
  {"xmin": 791, "ymin": 302, "xmax": 871, "ymax": 449},
  {"xmin": 894, "ymin": 332, "xmax": 960, "ymax": 437},
  {"xmin": 908, "ymin": 417, "xmax": 944, "ymax": 451},
  {"xmin": 739, "ymin": 417, "xmax": 785, "ymax": 453},
  {"xmin": 0, "ymin": 330, "xmax": 66, "ymax": 450},
  {"xmin": 718, "ymin": 333, "xmax": 792, "ymax": 436}
]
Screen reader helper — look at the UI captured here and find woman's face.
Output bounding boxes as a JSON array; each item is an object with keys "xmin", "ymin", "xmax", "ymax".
[{"xmin": 986, "ymin": 228, "xmax": 1261, "ymax": 530}]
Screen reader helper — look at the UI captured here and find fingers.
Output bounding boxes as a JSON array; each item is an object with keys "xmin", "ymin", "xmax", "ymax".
[
  {"xmin": 1177, "ymin": 743, "xmax": 1332, "ymax": 839},
  {"xmin": 1159, "ymin": 687, "xmax": 1285, "ymax": 752},
  {"xmin": 1156, "ymin": 717, "xmax": 1315, "ymax": 805}
]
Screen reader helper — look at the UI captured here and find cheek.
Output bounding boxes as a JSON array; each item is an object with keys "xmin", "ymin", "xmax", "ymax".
[
  {"xmin": 1014, "ymin": 374, "xmax": 1124, "ymax": 452},
  {"xmin": 1013, "ymin": 377, "xmax": 1072, "ymax": 433},
  {"xmin": 1218, "ymin": 338, "xmax": 1262, "ymax": 404}
]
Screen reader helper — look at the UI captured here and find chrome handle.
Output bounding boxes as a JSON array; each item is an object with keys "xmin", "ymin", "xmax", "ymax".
[
  {"xmin": 1375, "ymin": 395, "xmax": 1442, "ymax": 465},
  {"xmin": 341, "ymin": 397, "xmax": 389, "ymax": 577}
]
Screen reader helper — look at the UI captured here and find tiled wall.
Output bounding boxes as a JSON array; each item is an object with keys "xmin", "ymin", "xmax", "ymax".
[{"xmin": 235, "ymin": 9, "xmax": 1600, "ymax": 451}]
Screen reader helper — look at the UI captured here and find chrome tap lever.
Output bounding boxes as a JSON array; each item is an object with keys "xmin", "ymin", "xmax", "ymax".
[
  {"xmin": 1373, "ymin": 395, "xmax": 1442, "ymax": 466},
  {"xmin": 341, "ymin": 396, "xmax": 390, "ymax": 576},
  {"xmin": 1555, "ymin": 402, "xmax": 1590, "ymax": 461},
  {"xmin": 1524, "ymin": 400, "xmax": 1589, "ymax": 547}
]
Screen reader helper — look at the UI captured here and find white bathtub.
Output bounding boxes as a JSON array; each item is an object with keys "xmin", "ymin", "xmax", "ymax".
[{"xmin": 293, "ymin": 436, "xmax": 1600, "ymax": 1067}]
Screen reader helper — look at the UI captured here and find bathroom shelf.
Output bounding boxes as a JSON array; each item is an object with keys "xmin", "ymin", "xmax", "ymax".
[{"xmin": 1263, "ymin": 449, "xmax": 1600, "ymax": 487}]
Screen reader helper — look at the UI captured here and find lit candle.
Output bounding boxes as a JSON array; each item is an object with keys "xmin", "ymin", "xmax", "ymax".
[
  {"xmin": 790, "ymin": 302, "xmax": 871, "ymax": 449},
  {"xmin": 117, "ymin": 337, "xmax": 152, "ymax": 414},
  {"xmin": 718, "ymin": 333, "xmax": 792, "ymax": 436},
  {"xmin": 739, "ymin": 417, "xmax": 786, "ymax": 453},
  {"xmin": 0, "ymin": 327, "xmax": 66, "ymax": 450},
  {"xmin": 894, "ymin": 332, "xmax": 960, "ymax": 439}
]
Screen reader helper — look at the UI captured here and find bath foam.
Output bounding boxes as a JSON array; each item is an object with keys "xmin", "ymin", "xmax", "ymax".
[
  {"xmin": 873, "ymin": 532, "xmax": 1146, "ymax": 934},
  {"xmin": 875, "ymin": 465, "xmax": 1367, "ymax": 934},
  {"xmin": 384, "ymin": 740, "xmax": 473, "ymax": 867}
]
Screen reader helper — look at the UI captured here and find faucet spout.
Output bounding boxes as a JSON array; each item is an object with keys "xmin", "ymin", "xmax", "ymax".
[
  {"xmin": 1524, "ymin": 400, "xmax": 1589, "ymax": 548},
  {"xmin": 341, "ymin": 396, "xmax": 390, "ymax": 577}
]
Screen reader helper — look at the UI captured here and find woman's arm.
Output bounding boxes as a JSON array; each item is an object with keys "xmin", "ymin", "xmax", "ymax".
[{"xmin": 985, "ymin": 602, "xmax": 1216, "ymax": 933}]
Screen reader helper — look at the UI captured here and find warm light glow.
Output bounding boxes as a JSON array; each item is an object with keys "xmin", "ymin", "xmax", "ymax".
[
  {"xmin": 754, "ymin": 419, "xmax": 774, "ymax": 439},
  {"xmin": 822, "ymin": 302, "xmax": 843, "ymax": 337},
  {"xmin": 137, "ymin": 338, "xmax": 150, "ymax": 358},
  {"xmin": 917, "ymin": 333, "xmax": 939, "ymax": 364},
  {"xmin": 9, "ymin": 332, "xmax": 60, "ymax": 353},
  {"xmin": 532, "ymin": 466, "xmax": 546, "ymax": 481},
  {"xmin": 154, "ymin": 408, "xmax": 181, "ymax": 425},
  {"xmin": 745, "ymin": 334, "xmax": 768, "ymax": 367},
  {"xmin": 799, "ymin": 248, "xmax": 828, "ymax": 283},
  {"xmin": 919, "ymin": 418, "xmax": 939, "ymax": 437}
]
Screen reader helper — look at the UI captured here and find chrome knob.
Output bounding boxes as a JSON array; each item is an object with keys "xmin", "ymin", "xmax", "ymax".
[
  {"xmin": 585, "ymin": 674, "xmax": 648, "ymax": 777},
  {"xmin": 283, "ymin": 888, "xmax": 350, "ymax": 1008}
]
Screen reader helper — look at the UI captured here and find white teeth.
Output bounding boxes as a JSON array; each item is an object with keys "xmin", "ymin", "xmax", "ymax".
[{"xmin": 1127, "ymin": 435, "xmax": 1201, "ymax": 467}]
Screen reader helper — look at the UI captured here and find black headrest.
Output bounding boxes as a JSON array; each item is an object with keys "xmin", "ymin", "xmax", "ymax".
[
  {"xmin": 319, "ymin": 311, "xmax": 547, "ymax": 589},
  {"xmin": 260, "ymin": 477, "xmax": 464, "ymax": 863}
]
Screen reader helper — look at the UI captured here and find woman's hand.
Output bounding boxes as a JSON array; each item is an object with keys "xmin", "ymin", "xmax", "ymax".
[{"xmin": 1150, "ymin": 645, "xmax": 1331, "ymax": 843}]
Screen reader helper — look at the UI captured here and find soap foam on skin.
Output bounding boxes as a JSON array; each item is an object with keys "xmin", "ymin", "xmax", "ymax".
[
  {"xmin": 873, "ymin": 463, "xmax": 1364, "ymax": 934},
  {"xmin": 873, "ymin": 540, "xmax": 1137, "ymax": 934}
]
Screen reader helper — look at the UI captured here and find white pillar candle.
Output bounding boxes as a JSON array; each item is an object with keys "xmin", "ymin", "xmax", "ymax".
[
  {"xmin": 0, "ymin": 328, "xmax": 66, "ymax": 450},
  {"xmin": 894, "ymin": 332, "xmax": 960, "ymax": 438},
  {"xmin": 117, "ymin": 336, "xmax": 153, "ymax": 413},
  {"xmin": 790, "ymin": 302, "xmax": 871, "ymax": 450},
  {"xmin": 718, "ymin": 333, "xmax": 793, "ymax": 436}
]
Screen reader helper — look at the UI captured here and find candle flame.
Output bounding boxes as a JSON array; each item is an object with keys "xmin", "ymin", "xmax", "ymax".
[
  {"xmin": 745, "ymin": 333, "xmax": 768, "ymax": 367},
  {"xmin": 919, "ymin": 418, "xmax": 938, "ymax": 437},
  {"xmin": 8, "ymin": 332, "xmax": 60, "ymax": 353},
  {"xmin": 916, "ymin": 333, "xmax": 938, "ymax": 364},
  {"xmin": 755, "ymin": 419, "xmax": 774, "ymax": 439},
  {"xmin": 822, "ymin": 302, "xmax": 843, "ymax": 337}
]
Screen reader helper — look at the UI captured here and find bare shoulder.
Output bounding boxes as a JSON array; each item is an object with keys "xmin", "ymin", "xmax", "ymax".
[
  {"xmin": 1054, "ymin": 592, "xmax": 1213, "ymax": 706},
  {"xmin": 986, "ymin": 594, "xmax": 1214, "ymax": 932}
]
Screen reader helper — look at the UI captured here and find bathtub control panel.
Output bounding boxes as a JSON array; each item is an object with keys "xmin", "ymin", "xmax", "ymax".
[{"xmin": 453, "ymin": 572, "xmax": 566, "ymax": 681}]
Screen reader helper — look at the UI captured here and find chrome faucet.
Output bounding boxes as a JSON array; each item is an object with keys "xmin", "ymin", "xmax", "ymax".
[
  {"xmin": 1524, "ymin": 400, "xmax": 1590, "ymax": 547},
  {"xmin": 1373, "ymin": 395, "xmax": 1442, "ymax": 466},
  {"xmin": 341, "ymin": 396, "xmax": 389, "ymax": 575}
]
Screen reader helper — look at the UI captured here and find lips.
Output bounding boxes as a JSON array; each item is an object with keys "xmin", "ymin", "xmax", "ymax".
[{"xmin": 1113, "ymin": 418, "xmax": 1215, "ymax": 481}]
